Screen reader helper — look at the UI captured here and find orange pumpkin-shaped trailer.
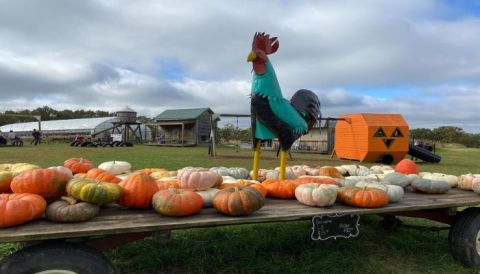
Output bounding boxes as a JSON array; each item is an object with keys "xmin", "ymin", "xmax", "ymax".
[{"xmin": 334, "ymin": 113, "xmax": 409, "ymax": 164}]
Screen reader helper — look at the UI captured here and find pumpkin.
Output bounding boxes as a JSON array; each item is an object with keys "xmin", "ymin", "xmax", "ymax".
[
  {"xmin": 385, "ymin": 185, "xmax": 404, "ymax": 203},
  {"xmin": 421, "ymin": 172, "xmax": 458, "ymax": 188},
  {"xmin": 355, "ymin": 181, "xmax": 388, "ymax": 192},
  {"xmin": 261, "ymin": 179, "xmax": 299, "ymax": 199},
  {"xmin": 85, "ymin": 168, "xmax": 121, "ymax": 184},
  {"xmin": 294, "ymin": 176, "xmax": 338, "ymax": 185},
  {"xmin": 250, "ymin": 169, "xmax": 269, "ymax": 182},
  {"xmin": 136, "ymin": 168, "xmax": 168, "ymax": 175},
  {"xmin": 335, "ymin": 166, "xmax": 348, "ymax": 176},
  {"xmin": 411, "ymin": 179, "xmax": 450, "ymax": 194},
  {"xmin": 395, "ymin": 159, "xmax": 418, "ymax": 175},
  {"xmin": 11, "ymin": 168, "xmax": 71, "ymax": 200},
  {"xmin": 213, "ymin": 186, "xmax": 265, "ymax": 216},
  {"xmin": 0, "ymin": 171, "xmax": 13, "ymax": 193},
  {"xmin": 222, "ymin": 176, "xmax": 237, "ymax": 182},
  {"xmin": 0, "ymin": 193, "xmax": 47, "ymax": 228},
  {"xmin": 177, "ymin": 169, "xmax": 222, "ymax": 190},
  {"xmin": 382, "ymin": 172, "xmax": 411, "ymax": 188},
  {"xmin": 98, "ymin": 161, "xmax": 131, "ymax": 175},
  {"xmin": 48, "ymin": 166, "xmax": 73, "ymax": 180},
  {"xmin": 196, "ymin": 188, "xmax": 220, "ymax": 207},
  {"xmin": 66, "ymin": 178, "xmax": 122, "ymax": 205},
  {"xmin": 64, "ymin": 158, "xmax": 94, "ymax": 174},
  {"xmin": 471, "ymin": 177, "xmax": 480, "ymax": 194},
  {"xmin": 152, "ymin": 188, "xmax": 203, "ymax": 216},
  {"xmin": 210, "ymin": 167, "xmax": 250, "ymax": 179},
  {"xmin": 266, "ymin": 170, "xmax": 297, "ymax": 180},
  {"xmin": 0, "ymin": 164, "xmax": 13, "ymax": 171},
  {"xmin": 10, "ymin": 163, "xmax": 41, "ymax": 176},
  {"xmin": 219, "ymin": 180, "xmax": 267, "ymax": 198},
  {"xmin": 458, "ymin": 174, "xmax": 477, "ymax": 190},
  {"xmin": 118, "ymin": 171, "xmax": 159, "ymax": 208},
  {"xmin": 156, "ymin": 179, "xmax": 180, "ymax": 190},
  {"xmin": 295, "ymin": 183, "xmax": 338, "ymax": 207},
  {"xmin": 370, "ymin": 165, "xmax": 393, "ymax": 171},
  {"xmin": 46, "ymin": 196, "xmax": 100, "ymax": 223},
  {"xmin": 281, "ymin": 166, "xmax": 307, "ymax": 177},
  {"xmin": 337, "ymin": 186, "xmax": 389, "ymax": 208},
  {"xmin": 304, "ymin": 166, "xmax": 320, "ymax": 176},
  {"xmin": 150, "ymin": 170, "xmax": 177, "ymax": 180}
]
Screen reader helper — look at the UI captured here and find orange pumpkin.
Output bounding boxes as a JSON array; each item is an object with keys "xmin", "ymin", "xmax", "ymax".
[
  {"xmin": 152, "ymin": 188, "xmax": 203, "ymax": 216},
  {"xmin": 118, "ymin": 171, "xmax": 159, "ymax": 208},
  {"xmin": 218, "ymin": 181, "xmax": 267, "ymax": 198},
  {"xmin": 294, "ymin": 177, "xmax": 338, "ymax": 186},
  {"xmin": 64, "ymin": 158, "xmax": 94, "ymax": 174},
  {"xmin": 395, "ymin": 159, "xmax": 418, "ymax": 175},
  {"xmin": 156, "ymin": 180, "xmax": 180, "ymax": 190},
  {"xmin": 213, "ymin": 186, "xmax": 265, "ymax": 216},
  {"xmin": 337, "ymin": 186, "xmax": 389, "ymax": 208},
  {"xmin": 137, "ymin": 168, "xmax": 168, "ymax": 175},
  {"xmin": 11, "ymin": 169, "xmax": 71, "ymax": 200},
  {"xmin": 85, "ymin": 168, "xmax": 121, "ymax": 184},
  {"xmin": 261, "ymin": 179, "xmax": 299, "ymax": 199},
  {"xmin": 318, "ymin": 166, "xmax": 343, "ymax": 178},
  {"xmin": 0, "ymin": 193, "xmax": 47, "ymax": 228}
]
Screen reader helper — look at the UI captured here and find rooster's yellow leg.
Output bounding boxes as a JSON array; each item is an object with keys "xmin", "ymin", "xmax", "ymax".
[
  {"xmin": 279, "ymin": 150, "xmax": 287, "ymax": 180},
  {"xmin": 252, "ymin": 141, "xmax": 261, "ymax": 180}
]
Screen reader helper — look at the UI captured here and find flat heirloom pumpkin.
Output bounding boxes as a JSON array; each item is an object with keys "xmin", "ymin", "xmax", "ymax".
[
  {"xmin": 85, "ymin": 168, "xmax": 121, "ymax": 184},
  {"xmin": 98, "ymin": 161, "xmax": 131, "ymax": 175},
  {"xmin": 411, "ymin": 179, "xmax": 450, "ymax": 194},
  {"xmin": 338, "ymin": 186, "xmax": 389, "ymax": 208},
  {"xmin": 66, "ymin": 178, "xmax": 122, "ymax": 205},
  {"xmin": 46, "ymin": 196, "xmax": 100, "ymax": 223},
  {"xmin": 118, "ymin": 171, "xmax": 159, "ymax": 208},
  {"xmin": 295, "ymin": 183, "xmax": 338, "ymax": 207},
  {"xmin": 11, "ymin": 168, "xmax": 71, "ymax": 200},
  {"xmin": 213, "ymin": 186, "xmax": 265, "ymax": 216},
  {"xmin": 64, "ymin": 158, "xmax": 94, "ymax": 174},
  {"xmin": 153, "ymin": 188, "xmax": 203, "ymax": 216},
  {"xmin": 177, "ymin": 169, "xmax": 222, "ymax": 190},
  {"xmin": 0, "ymin": 193, "xmax": 46, "ymax": 228}
]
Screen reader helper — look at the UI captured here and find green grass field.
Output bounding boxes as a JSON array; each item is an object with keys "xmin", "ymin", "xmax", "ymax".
[{"xmin": 1, "ymin": 144, "xmax": 480, "ymax": 273}]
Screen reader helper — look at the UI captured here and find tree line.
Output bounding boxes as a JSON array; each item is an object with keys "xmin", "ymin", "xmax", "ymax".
[
  {"xmin": 409, "ymin": 126, "xmax": 479, "ymax": 147},
  {"xmin": 0, "ymin": 106, "xmax": 151, "ymax": 126}
]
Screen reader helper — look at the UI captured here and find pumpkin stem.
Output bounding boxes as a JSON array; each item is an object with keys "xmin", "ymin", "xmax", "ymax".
[{"xmin": 61, "ymin": 196, "xmax": 77, "ymax": 205}]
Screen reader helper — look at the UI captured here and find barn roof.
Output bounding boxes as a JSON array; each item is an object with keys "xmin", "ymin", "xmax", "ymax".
[
  {"xmin": 0, "ymin": 117, "xmax": 117, "ymax": 133},
  {"xmin": 154, "ymin": 108, "xmax": 214, "ymax": 121}
]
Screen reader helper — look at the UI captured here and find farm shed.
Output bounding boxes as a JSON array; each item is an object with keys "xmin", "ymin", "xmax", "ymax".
[
  {"xmin": 149, "ymin": 108, "xmax": 219, "ymax": 146},
  {"xmin": 334, "ymin": 113, "xmax": 409, "ymax": 164}
]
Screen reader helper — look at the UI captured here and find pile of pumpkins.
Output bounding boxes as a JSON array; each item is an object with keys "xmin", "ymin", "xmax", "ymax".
[{"xmin": 1, "ymin": 158, "xmax": 479, "ymax": 229}]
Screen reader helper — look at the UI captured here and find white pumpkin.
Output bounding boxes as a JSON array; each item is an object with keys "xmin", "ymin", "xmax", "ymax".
[
  {"xmin": 335, "ymin": 166, "xmax": 348, "ymax": 176},
  {"xmin": 411, "ymin": 178, "xmax": 451, "ymax": 194},
  {"xmin": 385, "ymin": 185, "xmax": 404, "ymax": 203},
  {"xmin": 221, "ymin": 176, "xmax": 237, "ymax": 182},
  {"xmin": 366, "ymin": 174, "xmax": 385, "ymax": 181},
  {"xmin": 48, "ymin": 166, "xmax": 73, "ymax": 180},
  {"xmin": 209, "ymin": 167, "xmax": 231, "ymax": 176},
  {"xmin": 471, "ymin": 177, "xmax": 480, "ymax": 194},
  {"xmin": 355, "ymin": 181, "xmax": 388, "ymax": 192},
  {"xmin": 227, "ymin": 167, "xmax": 249, "ymax": 179},
  {"xmin": 195, "ymin": 188, "xmax": 219, "ymax": 207},
  {"xmin": 304, "ymin": 166, "xmax": 320, "ymax": 176},
  {"xmin": 370, "ymin": 165, "xmax": 393, "ymax": 171},
  {"xmin": 295, "ymin": 183, "xmax": 338, "ymax": 207},
  {"xmin": 98, "ymin": 161, "xmax": 131, "ymax": 175},
  {"xmin": 157, "ymin": 176, "xmax": 177, "ymax": 182},
  {"xmin": 458, "ymin": 173, "xmax": 477, "ymax": 190},
  {"xmin": 382, "ymin": 172, "xmax": 411, "ymax": 188},
  {"xmin": 116, "ymin": 172, "xmax": 131, "ymax": 180},
  {"xmin": 266, "ymin": 170, "xmax": 297, "ymax": 180}
]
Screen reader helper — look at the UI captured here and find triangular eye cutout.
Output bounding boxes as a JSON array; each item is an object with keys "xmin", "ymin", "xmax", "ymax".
[
  {"xmin": 374, "ymin": 128, "xmax": 386, "ymax": 137},
  {"xmin": 391, "ymin": 128, "xmax": 404, "ymax": 137},
  {"xmin": 383, "ymin": 139, "xmax": 394, "ymax": 148}
]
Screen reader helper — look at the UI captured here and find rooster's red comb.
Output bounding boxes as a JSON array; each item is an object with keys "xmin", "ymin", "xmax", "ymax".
[{"xmin": 252, "ymin": 32, "xmax": 279, "ymax": 55}]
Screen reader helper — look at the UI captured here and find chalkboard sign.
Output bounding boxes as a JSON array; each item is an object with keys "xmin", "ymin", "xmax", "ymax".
[{"xmin": 311, "ymin": 214, "xmax": 360, "ymax": 240}]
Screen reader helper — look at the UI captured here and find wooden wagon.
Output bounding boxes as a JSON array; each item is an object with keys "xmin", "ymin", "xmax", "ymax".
[{"xmin": 1, "ymin": 189, "xmax": 480, "ymax": 273}]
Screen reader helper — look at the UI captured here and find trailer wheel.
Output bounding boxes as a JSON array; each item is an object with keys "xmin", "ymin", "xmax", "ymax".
[
  {"xmin": 449, "ymin": 207, "xmax": 480, "ymax": 266},
  {"xmin": 0, "ymin": 241, "xmax": 116, "ymax": 274},
  {"xmin": 70, "ymin": 141, "xmax": 79, "ymax": 146}
]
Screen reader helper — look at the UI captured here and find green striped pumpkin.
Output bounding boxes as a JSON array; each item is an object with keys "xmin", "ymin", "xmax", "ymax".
[{"xmin": 66, "ymin": 178, "xmax": 122, "ymax": 205}]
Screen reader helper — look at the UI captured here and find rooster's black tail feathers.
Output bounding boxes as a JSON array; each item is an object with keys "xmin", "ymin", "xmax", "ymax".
[{"xmin": 290, "ymin": 89, "xmax": 321, "ymax": 129}]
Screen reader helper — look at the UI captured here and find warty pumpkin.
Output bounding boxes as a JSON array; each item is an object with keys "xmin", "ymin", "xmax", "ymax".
[
  {"xmin": 0, "ymin": 193, "xmax": 47, "ymax": 228},
  {"xmin": 213, "ymin": 186, "xmax": 265, "ymax": 216},
  {"xmin": 152, "ymin": 188, "xmax": 203, "ymax": 216}
]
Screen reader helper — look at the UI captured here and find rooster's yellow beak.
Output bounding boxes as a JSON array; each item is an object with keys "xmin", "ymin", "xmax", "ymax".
[{"xmin": 247, "ymin": 51, "xmax": 256, "ymax": 62}]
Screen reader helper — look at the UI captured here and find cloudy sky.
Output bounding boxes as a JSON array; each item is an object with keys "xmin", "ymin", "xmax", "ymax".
[{"xmin": 1, "ymin": 0, "xmax": 480, "ymax": 131}]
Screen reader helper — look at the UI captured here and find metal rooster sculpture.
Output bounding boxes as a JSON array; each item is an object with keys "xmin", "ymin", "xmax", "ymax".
[{"xmin": 247, "ymin": 32, "xmax": 321, "ymax": 180}]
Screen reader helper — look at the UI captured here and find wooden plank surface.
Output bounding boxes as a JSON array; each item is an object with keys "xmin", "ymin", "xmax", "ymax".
[{"xmin": 1, "ymin": 189, "xmax": 479, "ymax": 243}]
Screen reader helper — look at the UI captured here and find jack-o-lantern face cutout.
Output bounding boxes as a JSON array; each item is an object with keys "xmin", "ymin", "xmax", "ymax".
[{"xmin": 374, "ymin": 127, "xmax": 404, "ymax": 149}]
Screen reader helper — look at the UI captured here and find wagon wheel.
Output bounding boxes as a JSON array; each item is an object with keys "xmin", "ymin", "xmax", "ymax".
[
  {"xmin": 0, "ymin": 241, "xmax": 116, "ymax": 274},
  {"xmin": 449, "ymin": 207, "xmax": 480, "ymax": 266}
]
